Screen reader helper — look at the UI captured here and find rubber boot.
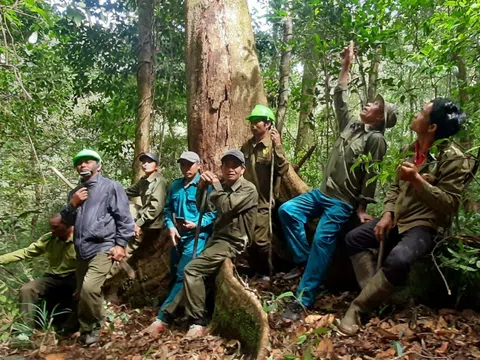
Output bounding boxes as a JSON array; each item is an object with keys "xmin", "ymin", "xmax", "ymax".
[
  {"xmin": 350, "ymin": 251, "xmax": 377, "ymax": 290},
  {"xmin": 337, "ymin": 270, "xmax": 393, "ymax": 336}
]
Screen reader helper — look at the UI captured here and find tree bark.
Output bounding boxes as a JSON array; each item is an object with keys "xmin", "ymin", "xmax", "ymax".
[
  {"xmin": 275, "ymin": 7, "xmax": 293, "ymax": 134},
  {"xmin": 185, "ymin": 0, "xmax": 266, "ymax": 173},
  {"xmin": 294, "ymin": 53, "xmax": 318, "ymax": 158},
  {"xmin": 133, "ymin": 0, "xmax": 155, "ymax": 182}
]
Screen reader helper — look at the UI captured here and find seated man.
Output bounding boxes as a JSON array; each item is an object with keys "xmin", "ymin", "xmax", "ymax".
[
  {"xmin": 241, "ymin": 105, "xmax": 289, "ymax": 274},
  {"xmin": 338, "ymin": 98, "xmax": 470, "ymax": 336},
  {"xmin": 278, "ymin": 41, "xmax": 397, "ymax": 320},
  {"xmin": 156, "ymin": 149, "xmax": 258, "ymax": 337},
  {"xmin": 144, "ymin": 151, "xmax": 216, "ymax": 333},
  {"xmin": 0, "ymin": 214, "xmax": 77, "ymax": 329}
]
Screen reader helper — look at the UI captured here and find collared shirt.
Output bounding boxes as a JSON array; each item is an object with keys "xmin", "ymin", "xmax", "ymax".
[
  {"xmin": 241, "ymin": 136, "xmax": 289, "ymax": 209},
  {"xmin": 164, "ymin": 173, "xmax": 216, "ymax": 235},
  {"xmin": 61, "ymin": 174, "xmax": 135, "ymax": 260},
  {"xmin": 203, "ymin": 176, "xmax": 258, "ymax": 252},
  {"xmin": 320, "ymin": 84, "xmax": 387, "ymax": 208},
  {"xmin": 0, "ymin": 232, "xmax": 76, "ymax": 276},
  {"xmin": 126, "ymin": 171, "xmax": 168, "ymax": 229},
  {"xmin": 383, "ymin": 141, "xmax": 472, "ymax": 233}
]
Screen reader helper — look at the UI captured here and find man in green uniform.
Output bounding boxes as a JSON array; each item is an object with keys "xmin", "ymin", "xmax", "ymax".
[
  {"xmin": 157, "ymin": 149, "xmax": 258, "ymax": 337},
  {"xmin": 278, "ymin": 41, "xmax": 397, "ymax": 320},
  {"xmin": 126, "ymin": 152, "xmax": 168, "ymax": 239},
  {"xmin": 241, "ymin": 105, "xmax": 290, "ymax": 273},
  {"xmin": 0, "ymin": 214, "xmax": 76, "ymax": 328},
  {"xmin": 338, "ymin": 98, "xmax": 471, "ymax": 336},
  {"xmin": 108, "ymin": 152, "xmax": 167, "ymax": 279}
]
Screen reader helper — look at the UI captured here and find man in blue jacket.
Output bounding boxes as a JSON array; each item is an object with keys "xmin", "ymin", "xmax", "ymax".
[
  {"xmin": 144, "ymin": 151, "xmax": 216, "ymax": 333},
  {"xmin": 61, "ymin": 149, "xmax": 135, "ymax": 345}
]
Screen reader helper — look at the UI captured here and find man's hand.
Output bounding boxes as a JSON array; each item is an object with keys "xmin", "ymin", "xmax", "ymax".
[
  {"xmin": 341, "ymin": 40, "xmax": 355, "ymax": 69},
  {"xmin": 200, "ymin": 171, "xmax": 219, "ymax": 185},
  {"xmin": 169, "ymin": 227, "xmax": 180, "ymax": 247},
  {"xmin": 70, "ymin": 187, "xmax": 88, "ymax": 208},
  {"xmin": 270, "ymin": 128, "xmax": 281, "ymax": 146},
  {"xmin": 108, "ymin": 245, "xmax": 126, "ymax": 262},
  {"xmin": 134, "ymin": 224, "xmax": 141, "ymax": 238},
  {"xmin": 374, "ymin": 212, "xmax": 394, "ymax": 243},
  {"xmin": 398, "ymin": 162, "xmax": 419, "ymax": 182},
  {"xmin": 357, "ymin": 210, "xmax": 373, "ymax": 224}
]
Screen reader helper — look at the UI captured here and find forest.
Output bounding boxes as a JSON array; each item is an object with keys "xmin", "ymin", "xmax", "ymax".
[{"xmin": 1, "ymin": 0, "xmax": 480, "ymax": 358}]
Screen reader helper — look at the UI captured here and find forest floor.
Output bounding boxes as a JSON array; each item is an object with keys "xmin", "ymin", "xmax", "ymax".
[{"xmin": 1, "ymin": 274, "xmax": 480, "ymax": 360}]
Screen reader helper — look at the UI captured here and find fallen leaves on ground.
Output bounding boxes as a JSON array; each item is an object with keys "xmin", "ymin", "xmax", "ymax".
[
  {"xmin": 1, "ymin": 274, "xmax": 479, "ymax": 359},
  {"xmin": 249, "ymin": 274, "xmax": 480, "ymax": 360}
]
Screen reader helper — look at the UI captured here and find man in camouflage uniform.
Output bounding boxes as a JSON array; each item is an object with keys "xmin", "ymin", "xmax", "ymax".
[
  {"xmin": 278, "ymin": 41, "xmax": 397, "ymax": 320},
  {"xmin": 338, "ymin": 98, "xmax": 471, "ymax": 336}
]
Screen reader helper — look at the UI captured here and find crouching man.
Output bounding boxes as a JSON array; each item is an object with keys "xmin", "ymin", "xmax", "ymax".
[
  {"xmin": 0, "ymin": 214, "xmax": 76, "ymax": 329},
  {"xmin": 154, "ymin": 149, "xmax": 258, "ymax": 337},
  {"xmin": 338, "ymin": 99, "xmax": 471, "ymax": 336}
]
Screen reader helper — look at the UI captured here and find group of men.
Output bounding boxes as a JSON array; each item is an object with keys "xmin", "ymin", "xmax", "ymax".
[{"xmin": 0, "ymin": 41, "xmax": 472, "ymax": 344}]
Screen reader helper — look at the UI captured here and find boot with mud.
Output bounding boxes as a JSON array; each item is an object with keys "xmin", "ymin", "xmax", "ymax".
[
  {"xmin": 337, "ymin": 269, "xmax": 393, "ymax": 336},
  {"xmin": 350, "ymin": 251, "xmax": 377, "ymax": 290}
]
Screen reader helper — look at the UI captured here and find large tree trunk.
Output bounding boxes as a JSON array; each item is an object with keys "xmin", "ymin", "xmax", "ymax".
[
  {"xmin": 294, "ymin": 53, "xmax": 318, "ymax": 158},
  {"xmin": 133, "ymin": 0, "xmax": 155, "ymax": 181},
  {"xmin": 186, "ymin": 0, "xmax": 266, "ymax": 173},
  {"xmin": 275, "ymin": 6, "xmax": 293, "ymax": 134}
]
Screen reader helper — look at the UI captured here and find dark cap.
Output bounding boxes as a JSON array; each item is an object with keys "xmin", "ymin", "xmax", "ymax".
[
  {"xmin": 139, "ymin": 152, "xmax": 159, "ymax": 164},
  {"xmin": 221, "ymin": 149, "xmax": 245, "ymax": 164},
  {"xmin": 177, "ymin": 151, "xmax": 200, "ymax": 164}
]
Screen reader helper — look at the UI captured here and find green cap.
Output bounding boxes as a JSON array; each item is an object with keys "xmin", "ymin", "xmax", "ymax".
[
  {"xmin": 72, "ymin": 149, "xmax": 102, "ymax": 166},
  {"xmin": 245, "ymin": 104, "xmax": 275, "ymax": 123}
]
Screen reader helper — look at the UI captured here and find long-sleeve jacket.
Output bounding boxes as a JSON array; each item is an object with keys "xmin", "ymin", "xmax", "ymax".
[
  {"xmin": 125, "ymin": 171, "xmax": 168, "ymax": 229},
  {"xmin": 164, "ymin": 173, "xmax": 216, "ymax": 237},
  {"xmin": 201, "ymin": 176, "xmax": 258, "ymax": 253},
  {"xmin": 320, "ymin": 84, "xmax": 387, "ymax": 208},
  {"xmin": 61, "ymin": 174, "xmax": 135, "ymax": 260},
  {"xmin": 241, "ymin": 136, "xmax": 289, "ymax": 209},
  {"xmin": 0, "ymin": 232, "xmax": 76, "ymax": 276},
  {"xmin": 382, "ymin": 141, "xmax": 472, "ymax": 233}
]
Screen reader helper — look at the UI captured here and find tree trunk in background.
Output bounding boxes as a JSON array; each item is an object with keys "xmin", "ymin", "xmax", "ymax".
[
  {"xmin": 133, "ymin": 0, "xmax": 155, "ymax": 182},
  {"xmin": 367, "ymin": 51, "xmax": 381, "ymax": 103},
  {"xmin": 186, "ymin": 0, "xmax": 266, "ymax": 173},
  {"xmin": 294, "ymin": 53, "xmax": 318, "ymax": 158},
  {"xmin": 275, "ymin": 7, "xmax": 293, "ymax": 134}
]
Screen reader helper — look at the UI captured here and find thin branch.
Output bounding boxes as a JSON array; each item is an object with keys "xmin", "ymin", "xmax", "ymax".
[{"xmin": 431, "ymin": 237, "xmax": 454, "ymax": 296}]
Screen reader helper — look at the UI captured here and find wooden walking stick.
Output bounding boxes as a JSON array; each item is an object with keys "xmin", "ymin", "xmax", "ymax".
[{"xmin": 192, "ymin": 187, "xmax": 208, "ymax": 260}]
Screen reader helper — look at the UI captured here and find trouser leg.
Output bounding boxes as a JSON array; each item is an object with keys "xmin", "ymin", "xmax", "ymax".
[{"xmin": 77, "ymin": 253, "xmax": 113, "ymax": 333}]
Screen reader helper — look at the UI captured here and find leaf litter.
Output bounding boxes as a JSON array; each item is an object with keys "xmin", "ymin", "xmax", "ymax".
[{"xmin": 0, "ymin": 274, "xmax": 479, "ymax": 359}]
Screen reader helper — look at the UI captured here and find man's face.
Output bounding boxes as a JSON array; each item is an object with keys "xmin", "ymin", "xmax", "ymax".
[
  {"xmin": 49, "ymin": 216, "xmax": 71, "ymax": 240},
  {"xmin": 75, "ymin": 158, "xmax": 100, "ymax": 176},
  {"xmin": 141, "ymin": 159, "xmax": 159, "ymax": 175},
  {"xmin": 360, "ymin": 100, "xmax": 384, "ymax": 126},
  {"xmin": 221, "ymin": 157, "xmax": 245, "ymax": 184},
  {"xmin": 179, "ymin": 160, "xmax": 200, "ymax": 181},
  {"xmin": 410, "ymin": 102, "xmax": 435, "ymax": 134},
  {"xmin": 249, "ymin": 117, "xmax": 271, "ymax": 138}
]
